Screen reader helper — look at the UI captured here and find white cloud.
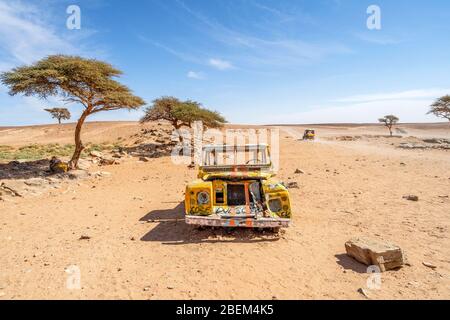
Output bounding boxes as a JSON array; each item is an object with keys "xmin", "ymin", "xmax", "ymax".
[
  {"xmin": 187, "ymin": 71, "xmax": 205, "ymax": 79},
  {"xmin": 334, "ymin": 88, "xmax": 450, "ymax": 103},
  {"xmin": 174, "ymin": 1, "xmax": 350, "ymax": 68},
  {"xmin": 259, "ymin": 100, "xmax": 436, "ymax": 124},
  {"xmin": 0, "ymin": 0, "xmax": 100, "ymax": 66},
  {"xmin": 208, "ymin": 58, "xmax": 234, "ymax": 70},
  {"xmin": 0, "ymin": 1, "xmax": 73, "ymax": 64},
  {"xmin": 0, "ymin": 0, "xmax": 105, "ymax": 126},
  {"xmin": 257, "ymin": 89, "xmax": 447, "ymax": 124}
]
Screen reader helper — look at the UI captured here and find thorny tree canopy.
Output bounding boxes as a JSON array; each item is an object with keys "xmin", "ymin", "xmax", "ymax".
[
  {"xmin": 378, "ymin": 115, "xmax": 399, "ymax": 126},
  {"xmin": 428, "ymin": 95, "xmax": 450, "ymax": 121},
  {"xmin": 44, "ymin": 108, "xmax": 71, "ymax": 122},
  {"xmin": 0, "ymin": 55, "xmax": 145, "ymax": 113},
  {"xmin": 0, "ymin": 55, "xmax": 146, "ymax": 169},
  {"xmin": 140, "ymin": 96, "xmax": 226, "ymax": 129}
]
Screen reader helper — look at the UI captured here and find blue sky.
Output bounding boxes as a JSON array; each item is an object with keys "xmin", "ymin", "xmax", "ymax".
[{"xmin": 0, "ymin": 0, "xmax": 450, "ymax": 126}]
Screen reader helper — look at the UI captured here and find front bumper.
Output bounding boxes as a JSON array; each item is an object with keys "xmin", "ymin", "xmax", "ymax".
[{"xmin": 185, "ymin": 215, "xmax": 291, "ymax": 228}]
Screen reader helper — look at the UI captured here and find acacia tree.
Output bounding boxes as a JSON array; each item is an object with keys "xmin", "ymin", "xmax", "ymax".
[
  {"xmin": 378, "ymin": 115, "xmax": 399, "ymax": 136},
  {"xmin": 428, "ymin": 95, "xmax": 450, "ymax": 123},
  {"xmin": 140, "ymin": 96, "xmax": 226, "ymax": 132},
  {"xmin": 1, "ymin": 55, "xmax": 145, "ymax": 169},
  {"xmin": 44, "ymin": 107, "xmax": 71, "ymax": 124}
]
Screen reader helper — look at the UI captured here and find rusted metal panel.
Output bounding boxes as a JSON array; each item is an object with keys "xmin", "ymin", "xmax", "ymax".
[{"xmin": 185, "ymin": 215, "xmax": 291, "ymax": 228}]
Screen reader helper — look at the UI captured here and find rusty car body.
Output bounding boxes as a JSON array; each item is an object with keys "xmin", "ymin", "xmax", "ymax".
[
  {"xmin": 302, "ymin": 129, "xmax": 315, "ymax": 141},
  {"xmin": 184, "ymin": 144, "xmax": 291, "ymax": 229}
]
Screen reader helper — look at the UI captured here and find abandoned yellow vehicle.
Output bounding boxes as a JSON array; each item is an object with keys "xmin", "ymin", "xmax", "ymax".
[
  {"xmin": 303, "ymin": 129, "xmax": 315, "ymax": 141},
  {"xmin": 185, "ymin": 144, "xmax": 292, "ymax": 229}
]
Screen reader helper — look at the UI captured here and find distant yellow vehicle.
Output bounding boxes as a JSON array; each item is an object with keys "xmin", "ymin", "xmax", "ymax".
[
  {"xmin": 185, "ymin": 144, "xmax": 291, "ymax": 229},
  {"xmin": 303, "ymin": 129, "xmax": 315, "ymax": 140}
]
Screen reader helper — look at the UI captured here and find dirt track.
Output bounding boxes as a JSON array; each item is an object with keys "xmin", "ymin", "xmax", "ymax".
[{"xmin": 0, "ymin": 122, "xmax": 449, "ymax": 299}]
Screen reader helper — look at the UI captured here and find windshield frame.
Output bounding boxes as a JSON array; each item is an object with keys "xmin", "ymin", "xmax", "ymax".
[{"xmin": 200, "ymin": 144, "xmax": 272, "ymax": 170}]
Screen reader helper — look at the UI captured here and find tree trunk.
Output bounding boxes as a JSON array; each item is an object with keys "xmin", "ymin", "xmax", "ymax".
[
  {"xmin": 58, "ymin": 118, "xmax": 61, "ymax": 124},
  {"xmin": 173, "ymin": 122, "xmax": 183, "ymax": 143},
  {"xmin": 69, "ymin": 111, "xmax": 89, "ymax": 169}
]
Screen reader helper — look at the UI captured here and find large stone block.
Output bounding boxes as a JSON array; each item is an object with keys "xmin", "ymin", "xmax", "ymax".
[{"xmin": 345, "ymin": 237, "xmax": 404, "ymax": 272}]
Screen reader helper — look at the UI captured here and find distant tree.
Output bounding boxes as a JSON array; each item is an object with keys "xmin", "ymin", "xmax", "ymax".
[
  {"xmin": 1, "ymin": 55, "xmax": 145, "ymax": 169},
  {"xmin": 378, "ymin": 115, "xmax": 399, "ymax": 136},
  {"xmin": 44, "ymin": 107, "xmax": 71, "ymax": 124},
  {"xmin": 427, "ymin": 95, "xmax": 450, "ymax": 123},
  {"xmin": 140, "ymin": 96, "xmax": 226, "ymax": 132}
]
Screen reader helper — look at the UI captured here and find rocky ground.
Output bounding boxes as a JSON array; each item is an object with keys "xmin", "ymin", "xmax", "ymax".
[
  {"xmin": 325, "ymin": 135, "xmax": 450, "ymax": 150},
  {"xmin": 0, "ymin": 123, "xmax": 176, "ymax": 201},
  {"xmin": 0, "ymin": 122, "xmax": 449, "ymax": 299}
]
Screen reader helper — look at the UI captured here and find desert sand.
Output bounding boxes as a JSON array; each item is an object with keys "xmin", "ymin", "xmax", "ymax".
[{"xmin": 0, "ymin": 121, "xmax": 449, "ymax": 299}]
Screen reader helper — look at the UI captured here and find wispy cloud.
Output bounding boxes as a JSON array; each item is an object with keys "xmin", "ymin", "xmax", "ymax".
[
  {"xmin": 137, "ymin": 36, "xmax": 204, "ymax": 64},
  {"xmin": 163, "ymin": 0, "xmax": 351, "ymax": 69},
  {"xmin": 187, "ymin": 71, "xmax": 205, "ymax": 79},
  {"xmin": 0, "ymin": 0, "xmax": 102, "ymax": 66},
  {"xmin": 0, "ymin": 0, "xmax": 105, "ymax": 125},
  {"xmin": 250, "ymin": 1, "xmax": 295, "ymax": 22},
  {"xmin": 250, "ymin": 1, "xmax": 316, "ymax": 25},
  {"xmin": 208, "ymin": 58, "xmax": 234, "ymax": 70},
  {"xmin": 0, "ymin": 0, "xmax": 72, "ymax": 64}
]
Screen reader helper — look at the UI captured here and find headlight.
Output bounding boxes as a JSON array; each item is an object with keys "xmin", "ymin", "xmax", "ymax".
[
  {"xmin": 197, "ymin": 191, "xmax": 210, "ymax": 205},
  {"xmin": 268, "ymin": 199, "xmax": 282, "ymax": 212}
]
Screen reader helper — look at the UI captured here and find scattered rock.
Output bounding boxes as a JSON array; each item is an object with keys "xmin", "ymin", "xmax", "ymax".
[
  {"xmin": 79, "ymin": 235, "xmax": 91, "ymax": 240},
  {"xmin": 403, "ymin": 195, "xmax": 419, "ymax": 202},
  {"xmin": 99, "ymin": 157, "xmax": 119, "ymax": 166},
  {"xmin": 286, "ymin": 181, "xmax": 299, "ymax": 189},
  {"xmin": 68, "ymin": 170, "xmax": 90, "ymax": 180},
  {"xmin": 93, "ymin": 171, "xmax": 112, "ymax": 178},
  {"xmin": 89, "ymin": 150, "xmax": 103, "ymax": 158},
  {"xmin": 336, "ymin": 136, "xmax": 361, "ymax": 141},
  {"xmin": 345, "ymin": 237, "xmax": 404, "ymax": 272},
  {"xmin": 0, "ymin": 181, "xmax": 23, "ymax": 197},
  {"xmin": 155, "ymin": 138, "xmax": 168, "ymax": 144},
  {"xmin": 422, "ymin": 138, "xmax": 450, "ymax": 144},
  {"xmin": 398, "ymin": 143, "xmax": 427, "ymax": 150},
  {"xmin": 357, "ymin": 288, "xmax": 370, "ymax": 299},
  {"xmin": 398, "ymin": 139, "xmax": 450, "ymax": 150},
  {"xmin": 294, "ymin": 169, "xmax": 304, "ymax": 174},
  {"xmin": 23, "ymin": 178, "xmax": 47, "ymax": 187},
  {"xmin": 139, "ymin": 156, "xmax": 149, "ymax": 162},
  {"xmin": 422, "ymin": 261, "xmax": 437, "ymax": 269},
  {"xmin": 143, "ymin": 287, "xmax": 150, "ymax": 291},
  {"xmin": 111, "ymin": 150, "xmax": 125, "ymax": 158},
  {"xmin": 77, "ymin": 159, "xmax": 91, "ymax": 170}
]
